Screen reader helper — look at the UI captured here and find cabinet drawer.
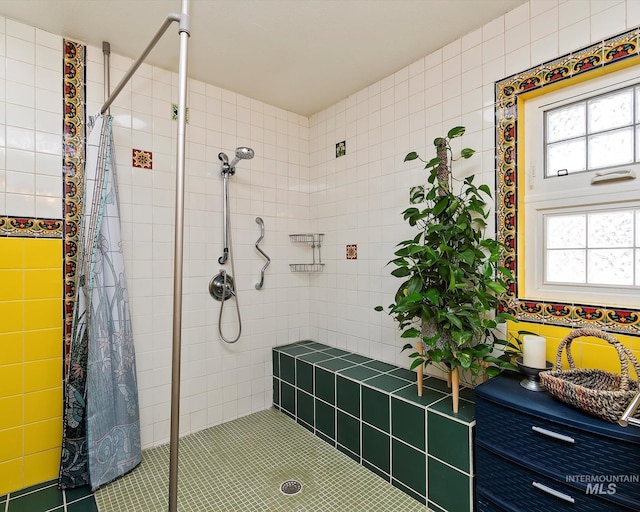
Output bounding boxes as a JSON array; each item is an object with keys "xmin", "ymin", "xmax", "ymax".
[
  {"xmin": 477, "ymin": 490, "xmax": 509, "ymax": 512},
  {"xmin": 476, "ymin": 446, "xmax": 632, "ymax": 512},
  {"xmin": 476, "ymin": 396, "xmax": 640, "ymax": 508}
]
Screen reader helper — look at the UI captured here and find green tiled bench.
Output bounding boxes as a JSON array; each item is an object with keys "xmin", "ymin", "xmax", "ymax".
[{"xmin": 272, "ymin": 340, "xmax": 476, "ymax": 512}]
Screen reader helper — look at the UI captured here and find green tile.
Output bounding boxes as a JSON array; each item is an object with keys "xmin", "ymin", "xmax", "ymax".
[
  {"xmin": 316, "ymin": 430, "xmax": 335, "ymax": 446},
  {"xmin": 7, "ymin": 486, "xmax": 63, "ymax": 511},
  {"xmin": 428, "ymin": 456, "xmax": 471, "ymax": 512},
  {"xmin": 392, "ymin": 439, "xmax": 426, "ymax": 496},
  {"xmin": 315, "ymin": 399, "xmax": 335, "ymax": 439},
  {"xmin": 11, "ymin": 481, "xmax": 56, "ymax": 497},
  {"xmin": 281, "ymin": 382, "xmax": 295, "ymax": 415},
  {"xmin": 341, "ymin": 353, "xmax": 373, "ymax": 364},
  {"xmin": 427, "ymin": 411, "xmax": 470, "ymax": 472},
  {"xmin": 296, "ymin": 360, "xmax": 314, "ymax": 393},
  {"xmin": 362, "ymin": 424, "xmax": 390, "ymax": 473},
  {"xmin": 297, "ymin": 419, "xmax": 314, "ymax": 433},
  {"xmin": 337, "ymin": 410, "xmax": 360, "ymax": 455},
  {"xmin": 317, "ymin": 358, "xmax": 355, "ymax": 372},
  {"xmin": 391, "ymin": 397, "xmax": 425, "ymax": 451},
  {"xmin": 272, "ymin": 377, "xmax": 280, "ymax": 405},
  {"xmin": 277, "ymin": 345, "xmax": 315, "ymax": 356},
  {"xmin": 392, "ymin": 384, "xmax": 446, "ymax": 407},
  {"xmin": 337, "ymin": 444, "xmax": 359, "ymax": 463},
  {"xmin": 272, "ymin": 350, "xmax": 280, "ymax": 377},
  {"xmin": 67, "ymin": 496, "xmax": 98, "ymax": 512},
  {"xmin": 363, "ymin": 360, "xmax": 398, "ymax": 372},
  {"xmin": 315, "ymin": 367, "xmax": 335, "ymax": 405},
  {"xmin": 321, "ymin": 347, "xmax": 351, "ymax": 356},
  {"xmin": 423, "ymin": 376, "xmax": 451, "ymax": 393},
  {"xmin": 362, "ymin": 386, "xmax": 389, "ymax": 432},
  {"xmin": 392, "ymin": 479, "xmax": 427, "ymax": 505},
  {"xmin": 460, "ymin": 386, "xmax": 475, "ymax": 401},
  {"xmin": 363, "ymin": 460, "xmax": 389, "ymax": 481},
  {"xmin": 0, "ymin": 495, "xmax": 6, "ymax": 504},
  {"xmin": 336, "ymin": 376, "xmax": 360, "ymax": 417},
  {"xmin": 298, "ymin": 351, "xmax": 336, "ymax": 364},
  {"xmin": 388, "ymin": 368, "xmax": 418, "ymax": 382},
  {"xmin": 280, "ymin": 353, "xmax": 296, "ymax": 385},
  {"xmin": 427, "ymin": 501, "xmax": 446, "ymax": 512},
  {"xmin": 64, "ymin": 485, "xmax": 93, "ymax": 504},
  {"xmin": 338, "ymin": 365, "xmax": 380, "ymax": 381},
  {"xmin": 365, "ymin": 375, "xmax": 410, "ymax": 393},
  {"xmin": 428, "ymin": 397, "xmax": 475, "ymax": 424},
  {"xmin": 297, "ymin": 389, "xmax": 314, "ymax": 426}
]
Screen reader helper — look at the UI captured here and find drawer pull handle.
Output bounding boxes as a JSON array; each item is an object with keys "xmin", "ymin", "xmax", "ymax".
[
  {"xmin": 531, "ymin": 425, "xmax": 575, "ymax": 444},
  {"xmin": 532, "ymin": 481, "xmax": 575, "ymax": 503}
]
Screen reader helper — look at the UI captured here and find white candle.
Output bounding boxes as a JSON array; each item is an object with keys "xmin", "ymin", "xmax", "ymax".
[{"xmin": 522, "ymin": 335, "xmax": 547, "ymax": 369}]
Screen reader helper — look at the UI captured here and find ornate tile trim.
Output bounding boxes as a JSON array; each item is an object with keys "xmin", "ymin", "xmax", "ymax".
[
  {"xmin": 132, "ymin": 148, "xmax": 152, "ymax": 169},
  {"xmin": 346, "ymin": 244, "xmax": 357, "ymax": 259},
  {"xmin": 63, "ymin": 39, "xmax": 86, "ymax": 362},
  {"xmin": 0, "ymin": 217, "xmax": 63, "ymax": 237},
  {"xmin": 495, "ymin": 27, "xmax": 640, "ymax": 336}
]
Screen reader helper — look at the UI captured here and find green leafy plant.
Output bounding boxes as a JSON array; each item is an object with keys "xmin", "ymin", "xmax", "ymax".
[{"xmin": 376, "ymin": 126, "xmax": 516, "ymax": 381}]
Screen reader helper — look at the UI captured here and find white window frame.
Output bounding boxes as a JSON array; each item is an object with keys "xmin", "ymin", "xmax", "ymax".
[{"xmin": 523, "ymin": 65, "xmax": 640, "ymax": 308}]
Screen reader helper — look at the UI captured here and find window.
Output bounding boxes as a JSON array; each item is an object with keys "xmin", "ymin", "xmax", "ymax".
[{"xmin": 523, "ymin": 65, "xmax": 640, "ymax": 308}]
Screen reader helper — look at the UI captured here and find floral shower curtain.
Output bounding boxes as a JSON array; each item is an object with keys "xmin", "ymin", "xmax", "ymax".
[{"xmin": 59, "ymin": 115, "xmax": 141, "ymax": 490}]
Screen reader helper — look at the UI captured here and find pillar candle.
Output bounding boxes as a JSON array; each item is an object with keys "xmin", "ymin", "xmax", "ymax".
[{"xmin": 522, "ymin": 335, "xmax": 547, "ymax": 369}]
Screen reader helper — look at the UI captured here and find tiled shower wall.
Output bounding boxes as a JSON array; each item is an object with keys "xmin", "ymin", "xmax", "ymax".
[
  {"xmin": 82, "ymin": 48, "xmax": 313, "ymax": 448},
  {"xmin": 306, "ymin": 0, "xmax": 640, "ymax": 365}
]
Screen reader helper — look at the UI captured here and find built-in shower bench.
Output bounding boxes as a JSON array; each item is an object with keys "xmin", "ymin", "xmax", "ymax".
[{"xmin": 272, "ymin": 340, "xmax": 475, "ymax": 512}]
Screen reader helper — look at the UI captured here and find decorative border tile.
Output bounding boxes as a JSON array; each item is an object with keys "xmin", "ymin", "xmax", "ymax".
[
  {"xmin": 495, "ymin": 27, "xmax": 640, "ymax": 336},
  {"xmin": 336, "ymin": 141, "xmax": 346, "ymax": 158},
  {"xmin": 132, "ymin": 149, "xmax": 152, "ymax": 169},
  {"xmin": 63, "ymin": 39, "xmax": 86, "ymax": 363},
  {"xmin": 0, "ymin": 217, "xmax": 63, "ymax": 237},
  {"xmin": 171, "ymin": 102, "xmax": 189, "ymax": 122}
]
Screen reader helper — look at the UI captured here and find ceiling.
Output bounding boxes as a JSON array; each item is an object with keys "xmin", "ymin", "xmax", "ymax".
[{"xmin": 0, "ymin": 0, "xmax": 527, "ymax": 116}]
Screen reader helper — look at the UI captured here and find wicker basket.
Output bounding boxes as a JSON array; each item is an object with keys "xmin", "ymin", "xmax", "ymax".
[{"xmin": 539, "ymin": 328, "xmax": 640, "ymax": 423}]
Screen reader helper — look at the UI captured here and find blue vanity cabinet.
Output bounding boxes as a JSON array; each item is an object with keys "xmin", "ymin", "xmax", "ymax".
[{"xmin": 474, "ymin": 373, "xmax": 640, "ymax": 512}]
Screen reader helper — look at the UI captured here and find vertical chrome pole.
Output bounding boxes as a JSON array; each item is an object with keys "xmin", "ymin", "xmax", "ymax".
[
  {"xmin": 169, "ymin": 1, "xmax": 190, "ymax": 511},
  {"xmin": 102, "ymin": 42, "xmax": 111, "ymax": 114}
]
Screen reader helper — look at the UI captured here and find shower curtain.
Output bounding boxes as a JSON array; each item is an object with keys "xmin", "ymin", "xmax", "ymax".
[{"xmin": 59, "ymin": 115, "xmax": 141, "ymax": 490}]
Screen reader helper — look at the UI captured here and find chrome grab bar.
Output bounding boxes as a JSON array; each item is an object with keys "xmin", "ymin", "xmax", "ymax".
[
  {"xmin": 254, "ymin": 217, "xmax": 270, "ymax": 289},
  {"xmin": 619, "ymin": 390, "xmax": 640, "ymax": 427}
]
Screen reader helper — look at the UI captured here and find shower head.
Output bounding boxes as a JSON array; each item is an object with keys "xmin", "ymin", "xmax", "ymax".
[
  {"xmin": 235, "ymin": 147, "xmax": 254, "ymax": 160},
  {"xmin": 229, "ymin": 146, "xmax": 255, "ymax": 169},
  {"xmin": 218, "ymin": 152, "xmax": 229, "ymax": 165}
]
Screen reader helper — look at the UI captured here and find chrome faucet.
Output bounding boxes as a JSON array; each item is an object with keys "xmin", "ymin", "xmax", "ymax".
[{"xmin": 618, "ymin": 390, "xmax": 640, "ymax": 427}]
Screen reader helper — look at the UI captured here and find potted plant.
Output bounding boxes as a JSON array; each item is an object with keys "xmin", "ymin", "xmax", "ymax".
[{"xmin": 376, "ymin": 126, "xmax": 515, "ymax": 412}]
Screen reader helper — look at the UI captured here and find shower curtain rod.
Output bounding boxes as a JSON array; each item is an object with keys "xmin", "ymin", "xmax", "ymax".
[
  {"xmin": 99, "ymin": 3, "xmax": 191, "ymax": 511},
  {"xmin": 99, "ymin": 11, "xmax": 186, "ymax": 115}
]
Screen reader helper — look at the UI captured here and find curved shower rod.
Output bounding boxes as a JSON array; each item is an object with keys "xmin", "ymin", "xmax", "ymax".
[{"xmin": 254, "ymin": 217, "xmax": 270, "ymax": 289}]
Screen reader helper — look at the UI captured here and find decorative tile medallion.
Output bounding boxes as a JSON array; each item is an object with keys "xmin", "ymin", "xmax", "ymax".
[
  {"xmin": 171, "ymin": 102, "xmax": 189, "ymax": 122},
  {"xmin": 336, "ymin": 141, "xmax": 346, "ymax": 158},
  {"xmin": 63, "ymin": 39, "xmax": 86, "ymax": 363},
  {"xmin": 495, "ymin": 26, "xmax": 640, "ymax": 335},
  {"xmin": 346, "ymin": 244, "xmax": 357, "ymax": 260},
  {"xmin": 132, "ymin": 148, "xmax": 152, "ymax": 169}
]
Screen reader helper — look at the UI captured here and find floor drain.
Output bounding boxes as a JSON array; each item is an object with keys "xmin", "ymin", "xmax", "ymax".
[{"xmin": 280, "ymin": 480, "xmax": 302, "ymax": 496}]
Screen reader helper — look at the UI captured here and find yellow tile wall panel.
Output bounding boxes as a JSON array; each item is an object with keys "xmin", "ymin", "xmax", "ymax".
[
  {"xmin": 0, "ymin": 269, "xmax": 24, "ymax": 301},
  {"xmin": 24, "ymin": 269, "xmax": 62, "ymax": 300},
  {"xmin": 0, "ymin": 238, "xmax": 24, "ymax": 269},
  {"xmin": 23, "ymin": 239, "xmax": 61, "ymax": 269},
  {"xmin": 24, "ymin": 328, "xmax": 62, "ymax": 361},
  {"xmin": 23, "ymin": 447, "xmax": 60, "ymax": 488},
  {"xmin": 24, "ymin": 388, "xmax": 62, "ymax": 424},
  {"xmin": 0, "ymin": 363, "xmax": 23, "ymax": 397},
  {"xmin": 0, "ymin": 396, "xmax": 23, "ymax": 429},
  {"xmin": 23, "ymin": 298, "xmax": 62, "ymax": 331},
  {"xmin": 0, "ymin": 427, "xmax": 23, "ymax": 462},
  {"xmin": 0, "ymin": 300, "xmax": 24, "ymax": 333},
  {"xmin": 0, "ymin": 332, "xmax": 23, "ymax": 365},
  {"xmin": 23, "ymin": 358, "xmax": 61, "ymax": 393},
  {"xmin": 0, "ymin": 458, "xmax": 23, "ymax": 495},
  {"xmin": 24, "ymin": 418, "xmax": 61, "ymax": 455}
]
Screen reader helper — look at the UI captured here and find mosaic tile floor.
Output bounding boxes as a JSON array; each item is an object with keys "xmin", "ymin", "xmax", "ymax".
[{"xmin": 95, "ymin": 408, "xmax": 429, "ymax": 511}]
